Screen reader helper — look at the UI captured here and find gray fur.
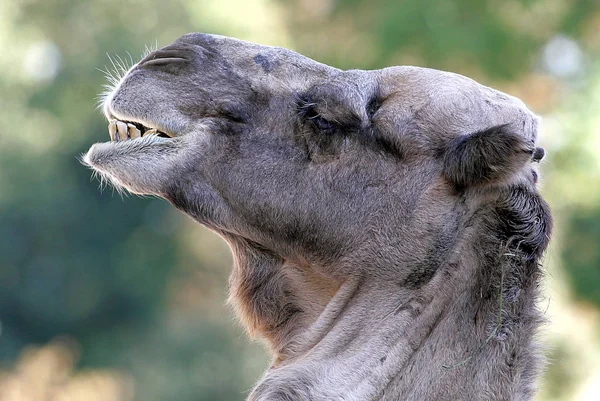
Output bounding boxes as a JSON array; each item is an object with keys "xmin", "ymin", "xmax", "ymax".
[{"xmin": 83, "ymin": 33, "xmax": 553, "ymax": 400}]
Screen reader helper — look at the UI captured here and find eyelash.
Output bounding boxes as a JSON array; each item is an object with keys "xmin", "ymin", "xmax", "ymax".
[{"xmin": 299, "ymin": 104, "xmax": 335, "ymax": 133}]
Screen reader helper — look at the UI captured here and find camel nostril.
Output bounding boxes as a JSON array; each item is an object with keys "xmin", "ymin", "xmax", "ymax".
[
  {"xmin": 141, "ymin": 57, "xmax": 187, "ymax": 68},
  {"xmin": 142, "ymin": 57, "xmax": 187, "ymax": 67},
  {"xmin": 140, "ymin": 49, "xmax": 189, "ymax": 68}
]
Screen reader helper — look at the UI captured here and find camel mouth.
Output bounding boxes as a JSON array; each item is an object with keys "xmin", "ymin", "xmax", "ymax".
[{"xmin": 107, "ymin": 119, "xmax": 174, "ymax": 142}]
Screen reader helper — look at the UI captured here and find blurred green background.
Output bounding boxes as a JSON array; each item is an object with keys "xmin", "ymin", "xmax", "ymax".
[{"xmin": 0, "ymin": 0, "xmax": 599, "ymax": 400}]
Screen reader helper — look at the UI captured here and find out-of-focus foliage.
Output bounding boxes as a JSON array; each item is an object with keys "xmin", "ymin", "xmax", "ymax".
[
  {"xmin": 0, "ymin": 338, "xmax": 134, "ymax": 401},
  {"xmin": 0, "ymin": 0, "xmax": 599, "ymax": 400},
  {"xmin": 284, "ymin": 0, "xmax": 596, "ymax": 79},
  {"xmin": 564, "ymin": 209, "xmax": 600, "ymax": 304}
]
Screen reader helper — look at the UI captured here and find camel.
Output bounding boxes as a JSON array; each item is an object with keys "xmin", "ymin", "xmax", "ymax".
[{"xmin": 84, "ymin": 33, "xmax": 552, "ymax": 400}]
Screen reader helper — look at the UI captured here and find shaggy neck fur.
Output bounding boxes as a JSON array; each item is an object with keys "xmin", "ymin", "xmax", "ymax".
[{"xmin": 242, "ymin": 184, "xmax": 551, "ymax": 401}]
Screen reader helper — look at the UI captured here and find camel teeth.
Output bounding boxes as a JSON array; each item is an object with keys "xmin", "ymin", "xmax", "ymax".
[
  {"xmin": 116, "ymin": 121, "xmax": 128, "ymax": 141},
  {"xmin": 107, "ymin": 120, "xmax": 168, "ymax": 142},
  {"xmin": 128, "ymin": 123, "xmax": 141, "ymax": 139},
  {"xmin": 108, "ymin": 121, "xmax": 117, "ymax": 141}
]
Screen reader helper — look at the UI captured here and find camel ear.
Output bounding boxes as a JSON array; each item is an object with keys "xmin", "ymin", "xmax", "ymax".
[{"xmin": 443, "ymin": 125, "xmax": 541, "ymax": 188}]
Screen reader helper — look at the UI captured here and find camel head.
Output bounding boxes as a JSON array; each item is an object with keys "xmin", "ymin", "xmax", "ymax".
[{"xmin": 84, "ymin": 33, "xmax": 552, "ymax": 401}]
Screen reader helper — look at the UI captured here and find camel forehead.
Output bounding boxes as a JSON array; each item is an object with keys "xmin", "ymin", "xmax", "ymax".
[
  {"xmin": 377, "ymin": 66, "xmax": 528, "ymax": 112},
  {"xmin": 375, "ymin": 67, "xmax": 538, "ymax": 142}
]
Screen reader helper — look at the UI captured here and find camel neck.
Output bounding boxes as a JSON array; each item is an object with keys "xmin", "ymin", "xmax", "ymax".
[{"xmin": 252, "ymin": 255, "xmax": 543, "ymax": 401}]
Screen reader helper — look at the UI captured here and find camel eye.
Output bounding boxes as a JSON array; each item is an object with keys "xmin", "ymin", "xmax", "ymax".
[
  {"xmin": 299, "ymin": 102, "xmax": 335, "ymax": 133},
  {"xmin": 310, "ymin": 114, "xmax": 335, "ymax": 133}
]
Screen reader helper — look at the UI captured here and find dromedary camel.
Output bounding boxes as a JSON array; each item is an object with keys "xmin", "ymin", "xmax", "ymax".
[{"xmin": 84, "ymin": 33, "xmax": 552, "ymax": 401}]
